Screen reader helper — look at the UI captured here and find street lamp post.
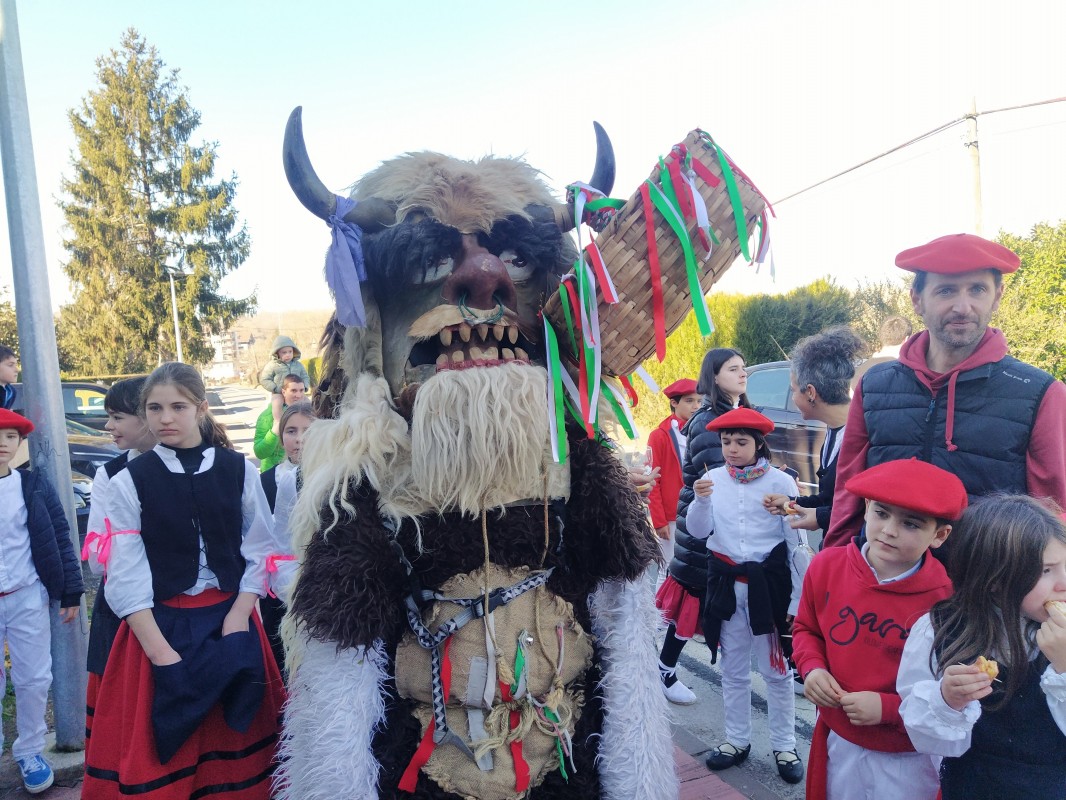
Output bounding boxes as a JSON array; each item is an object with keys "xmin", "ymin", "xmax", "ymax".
[{"xmin": 166, "ymin": 264, "xmax": 184, "ymax": 363}]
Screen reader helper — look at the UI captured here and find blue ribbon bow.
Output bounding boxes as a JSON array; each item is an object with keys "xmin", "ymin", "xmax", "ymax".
[{"xmin": 325, "ymin": 195, "xmax": 368, "ymax": 328}]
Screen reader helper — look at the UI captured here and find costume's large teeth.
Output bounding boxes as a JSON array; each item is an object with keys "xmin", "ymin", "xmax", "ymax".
[
  {"xmin": 493, "ymin": 324, "xmax": 505, "ymax": 341},
  {"xmin": 502, "ymin": 348, "xmax": 515, "ymax": 361},
  {"xmin": 483, "ymin": 346, "xmax": 498, "ymax": 361},
  {"xmin": 477, "ymin": 324, "xmax": 489, "ymax": 341},
  {"xmin": 507, "ymin": 327, "xmax": 518, "ymax": 344},
  {"xmin": 459, "ymin": 324, "xmax": 471, "ymax": 343},
  {"xmin": 436, "ymin": 354, "xmax": 449, "ymax": 368},
  {"xmin": 451, "ymin": 351, "xmax": 464, "ymax": 363},
  {"xmin": 515, "ymin": 347, "xmax": 529, "ymax": 361},
  {"xmin": 440, "ymin": 328, "xmax": 452, "ymax": 347},
  {"xmin": 469, "ymin": 345, "xmax": 482, "ymax": 360}
]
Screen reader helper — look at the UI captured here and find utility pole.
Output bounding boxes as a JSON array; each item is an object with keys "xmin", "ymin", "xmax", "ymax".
[
  {"xmin": 167, "ymin": 264, "xmax": 184, "ymax": 362},
  {"xmin": 964, "ymin": 97, "xmax": 983, "ymax": 236},
  {"xmin": 0, "ymin": 0, "xmax": 88, "ymax": 751}
]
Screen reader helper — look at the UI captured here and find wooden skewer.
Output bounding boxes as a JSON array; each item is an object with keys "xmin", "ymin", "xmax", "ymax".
[{"xmin": 956, "ymin": 662, "xmax": 1001, "ymax": 683}]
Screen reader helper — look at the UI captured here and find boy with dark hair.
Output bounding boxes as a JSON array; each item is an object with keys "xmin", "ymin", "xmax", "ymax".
[
  {"xmin": 793, "ymin": 458, "xmax": 967, "ymax": 800},
  {"xmin": 0, "ymin": 344, "xmax": 18, "ymax": 410},
  {"xmin": 0, "ymin": 408, "xmax": 83, "ymax": 793}
]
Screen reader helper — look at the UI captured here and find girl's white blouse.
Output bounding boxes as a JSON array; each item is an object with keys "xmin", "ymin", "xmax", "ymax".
[
  {"xmin": 268, "ymin": 467, "xmax": 300, "ymax": 604},
  {"xmin": 685, "ymin": 464, "xmax": 804, "ymax": 615},
  {"xmin": 897, "ymin": 612, "xmax": 1066, "ymax": 756},
  {"xmin": 102, "ymin": 445, "xmax": 275, "ymax": 618}
]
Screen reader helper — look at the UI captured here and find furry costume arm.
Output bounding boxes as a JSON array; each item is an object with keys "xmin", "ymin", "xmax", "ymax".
[
  {"xmin": 563, "ymin": 436, "xmax": 662, "ymax": 583},
  {"xmin": 590, "ymin": 576, "xmax": 678, "ymax": 799},
  {"xmin": 288, "ymin": 481, "xmax": 408, "ymax": 649},
  {"xmin": 274, "ymin": 638, "xmax": 389, "ymax": 800}
]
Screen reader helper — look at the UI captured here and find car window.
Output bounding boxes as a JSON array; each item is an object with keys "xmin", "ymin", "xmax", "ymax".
[
  {"xmin": 745, "ymin": 367, "xmax": 791, "ymax": 410},
  {"xmin": 64, "ymin": 385, "xmax": 107, "ymax": 417}
]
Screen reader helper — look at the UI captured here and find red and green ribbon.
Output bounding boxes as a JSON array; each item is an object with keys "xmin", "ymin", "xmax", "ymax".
[
  {"xmin": 542, "ymin": 315, "xmax": 568, "ymax": 464},
  {"xmin": 644, "ymin": 179, "xmax": 714, "ymax": 336}
]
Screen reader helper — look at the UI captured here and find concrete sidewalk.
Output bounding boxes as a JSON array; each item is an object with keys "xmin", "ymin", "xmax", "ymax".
[{"xmin": 0, "ymin": 740, "xmax": 754, "ymax": 799}]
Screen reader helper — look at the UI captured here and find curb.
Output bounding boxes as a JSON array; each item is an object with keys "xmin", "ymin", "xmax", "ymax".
[{"xmin": 0, "ymin": 735, "xmax": 83, "ymax": 793}]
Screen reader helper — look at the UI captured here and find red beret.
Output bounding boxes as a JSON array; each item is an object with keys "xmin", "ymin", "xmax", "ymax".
[
  {"xmin": 0, "ymin": 408, "xmax": 34, "ymax": 436},
  {"xmin": 895, "ymin": 233, "xmax": 1019, "ymax": 275},
  {"xmin": 706, "ymin": 407, "xmax": 774, "ymax": 435},
  {"xmin": 846, "ymin": 458, "xmax": 968, "ymax": 520},
  {"xmin": 662, "ymin": 379, "xmax": 697, "ymax": 399}
]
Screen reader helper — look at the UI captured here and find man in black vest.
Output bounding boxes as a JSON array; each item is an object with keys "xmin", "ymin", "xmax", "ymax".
[{"xmin": 825, "ymin": 233, "xmax": 1066, "ymax": 548}]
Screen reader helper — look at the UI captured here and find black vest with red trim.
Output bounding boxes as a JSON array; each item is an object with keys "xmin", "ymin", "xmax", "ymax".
[{"xmin": 126, "ymin": 447, "xmax": 246, "ymax": 601}]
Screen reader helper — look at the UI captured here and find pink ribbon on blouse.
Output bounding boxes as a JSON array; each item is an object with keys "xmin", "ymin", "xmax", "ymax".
[
  {"xmin": 264, "ymin": 554, "xmax": 296, "ymax": 599},
  {"xmin": 80, "ymin": 518, "xmax": 140, "ymax": 570}
]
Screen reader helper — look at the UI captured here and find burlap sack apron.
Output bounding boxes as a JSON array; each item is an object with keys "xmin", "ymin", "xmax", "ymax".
[{"xmin": 396, "ymin": 565, "xmax": 593, "ymax": 800}]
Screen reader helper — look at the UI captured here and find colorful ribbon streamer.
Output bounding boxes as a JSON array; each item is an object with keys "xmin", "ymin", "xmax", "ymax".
[{"xmin": 81, "ymin": 518, "xmax": 139, "ymax": 571}]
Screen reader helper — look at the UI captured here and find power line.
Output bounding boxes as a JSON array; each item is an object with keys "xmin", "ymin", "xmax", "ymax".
[
  {"xmin": 981, "ymin": 96, "xmax": 1066, "ymax": 116},
  {"xmin": 773, "ymin": 96, "xmax": 1066, "ymax": 206}
]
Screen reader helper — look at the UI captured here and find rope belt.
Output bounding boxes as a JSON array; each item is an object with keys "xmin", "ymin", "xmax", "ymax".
[{"xmin": 397, "ymin": 568, "xmax": 554, "ymax": 790}]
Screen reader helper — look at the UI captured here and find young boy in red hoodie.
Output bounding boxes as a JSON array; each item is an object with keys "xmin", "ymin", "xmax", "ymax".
[
  {"xmin": 792, "ymin": 458, "xmax": 967, "ymax": 800},
  {"xmin": 646, "ymin": 379, "xmax": 700, "ymax": 571}
]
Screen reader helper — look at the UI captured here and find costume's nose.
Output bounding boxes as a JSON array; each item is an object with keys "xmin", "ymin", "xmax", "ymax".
[{"xmin": 441, "ymin": 234, "xmax": 517, "ymax": 312}]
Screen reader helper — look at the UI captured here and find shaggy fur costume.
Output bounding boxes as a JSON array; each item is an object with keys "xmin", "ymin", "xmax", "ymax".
[
  {"xmin": 280, "ymin": 431, "xmax": 671, "ymax": 799},
  {"xmin": 278, "ymin": 135, "xmax": 678, "ymax": 800}
]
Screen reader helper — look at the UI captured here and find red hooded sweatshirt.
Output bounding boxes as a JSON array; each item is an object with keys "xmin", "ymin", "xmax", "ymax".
[
  {"xmin": 793, "ymin": 540, "xmax": 953, "ymax": 799},
  {"xmin": 646, "ymin": 414, "xmax": 686, "ymax": 529},
  {"xmin": 824, "ymin": 328, "xmax": 1066, "ymax": 548}
]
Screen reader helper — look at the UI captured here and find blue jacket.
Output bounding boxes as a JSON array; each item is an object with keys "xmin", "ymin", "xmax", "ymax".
[
  {"xmin": 17, "ymin": 468, "xmax": 84, "ymax": 608},
  {"xmin": 1, "ymin": 383, "xmax": 15, "ymax": 410}
]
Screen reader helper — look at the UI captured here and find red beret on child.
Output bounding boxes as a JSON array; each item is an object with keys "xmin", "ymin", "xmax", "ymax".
[
  {"xmin": 845, "ymin": 458, "xmax": 968, "ymax": 520},
  {"xmin": 706, "ymin": 407, "xmax": 774, "ymax": 435},
  {"xmin": 662, "ymin": 378, "xmax": 697, "ymax": 399},
  {"xmin": 895, "ymin": 233, "xmax": 1019, "ymax": 275},
  {"xmin": 0, "ymin": 408, "xmax": 34, "ymax": 436}
]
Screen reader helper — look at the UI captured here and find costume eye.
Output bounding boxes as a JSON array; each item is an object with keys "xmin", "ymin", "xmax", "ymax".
[
  {"xmin": 415, "ymin": 256, "xmax": 455, "ymax": 284},
  {"xmin": 499, "ymin": 249, "xmax": 534, "ymax": 283}
]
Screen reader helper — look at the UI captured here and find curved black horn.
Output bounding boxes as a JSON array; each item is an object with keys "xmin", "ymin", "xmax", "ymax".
[
  {"xmin": 525, "ymin": 121, "xmax": 617, "ymax": 232},
  {"xmin": 589, "ymin": 121, "xmax": 615, "ymax": 196},
  {"xmin": 282, "ymin": 106, "xmax": 396, "ymax": 231}
]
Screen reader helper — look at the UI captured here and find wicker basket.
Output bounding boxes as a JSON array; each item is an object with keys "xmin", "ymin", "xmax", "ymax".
[{"xmin": 545, "ymin": 129, "xmax": 767, "ymax": 377}]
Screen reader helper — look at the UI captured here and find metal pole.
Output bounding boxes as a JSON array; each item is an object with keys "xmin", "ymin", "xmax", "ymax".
[
  {"xmin": 168, "ymin": 269, "xmax": 184, "ymax": 362},
  {"xmin": 964, "ymin": 97, "xmax": 984, "ymax": 236},
  {"xmin": 0, "ymin": 0, "xmax": 88, "ymax": 751}
]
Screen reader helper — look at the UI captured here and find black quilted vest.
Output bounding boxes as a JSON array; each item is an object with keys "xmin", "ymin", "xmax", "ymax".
[
  {"xmin": 670, "ymin": 403, "xmax": 728, "ymax": 592},
  {"xmin": 861, "ymin": 355, "xmax": 1053, "ymax": 499},
  {"xmin": 127, "ymin": 447, "xmax": 246, "ymax": 600}
]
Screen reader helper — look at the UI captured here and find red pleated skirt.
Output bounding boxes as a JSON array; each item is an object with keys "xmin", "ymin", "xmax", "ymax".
[
  {"xmin": 82, "ymin": 589, "xmax": 285, "ymax": 799},
  {"xmin": 655, "ymin": 575, "xmax": 704, "ymax": 639}
]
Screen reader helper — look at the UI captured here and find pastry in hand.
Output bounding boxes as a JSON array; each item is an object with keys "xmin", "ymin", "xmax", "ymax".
[
  {"xmin": 1045, "ymin": 599, "xmax": 1066, "ymax": 616},
  {"xmin": 975, "ymin": 655, "xmax": 999, "ymax": 681}
]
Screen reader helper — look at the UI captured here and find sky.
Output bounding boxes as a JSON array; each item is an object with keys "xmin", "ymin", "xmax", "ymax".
[{"xmin": 1, "ymin": 0, "xmax": 1064, "ymax": 318}]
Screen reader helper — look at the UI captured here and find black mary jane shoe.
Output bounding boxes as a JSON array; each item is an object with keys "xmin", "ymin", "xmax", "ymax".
[
  {"xmin": 705, "ymin": 742, "xmax": 751, "ymax": 771},
  {"xmin": 774, "ymin": 749, "xmax": 804, "ymax": 784}
]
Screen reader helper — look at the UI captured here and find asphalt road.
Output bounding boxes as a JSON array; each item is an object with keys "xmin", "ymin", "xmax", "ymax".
[{"xmin": 208, "ymin": 383, "xmax": 273, "ymax": 464}]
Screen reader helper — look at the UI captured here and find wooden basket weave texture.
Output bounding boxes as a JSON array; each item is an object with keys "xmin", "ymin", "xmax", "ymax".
[{"xmin": 546, "ymin": 129, "xmax": 766, "ymax": 376}]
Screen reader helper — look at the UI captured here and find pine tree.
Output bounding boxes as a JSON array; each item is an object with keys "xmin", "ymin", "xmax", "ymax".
[
  {"xmin": 58, "ymin": 28, "xmax": 254, "ymax": 373},
  {"xmin": 0, "ymin": 288, "xmax": 18, "ymax": 358}
]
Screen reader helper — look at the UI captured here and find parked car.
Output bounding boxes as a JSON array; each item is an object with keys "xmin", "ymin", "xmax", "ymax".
[
  {"xmin": 743, "ymin": 360, "xmax": 826, "ymax": 495},
  {"xmin": 10, "ymin": 381, "xmax": 111, "ymax": 430}
]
